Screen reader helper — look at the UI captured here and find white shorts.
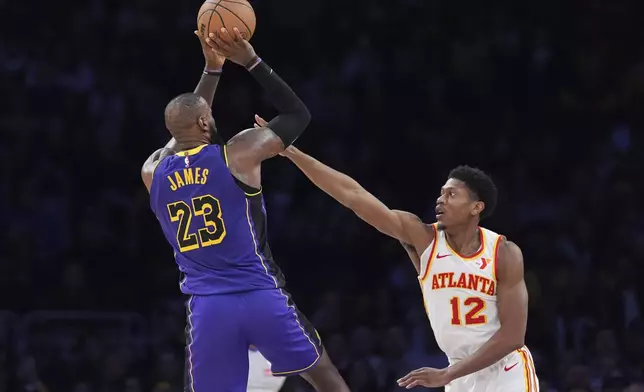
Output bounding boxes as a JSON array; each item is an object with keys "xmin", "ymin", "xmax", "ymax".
[
  {"xmin": 247, "ymin": 349, "xmax": 286, "ymax": 392},
  {"xmin": 446, "ymin": 346, "xmax": 539, "ymax": 392}
]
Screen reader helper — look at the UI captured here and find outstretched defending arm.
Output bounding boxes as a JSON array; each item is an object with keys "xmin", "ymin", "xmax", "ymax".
[{"xmin": 282, "ymin": 146, "xmax": 432, "ymax": 251}]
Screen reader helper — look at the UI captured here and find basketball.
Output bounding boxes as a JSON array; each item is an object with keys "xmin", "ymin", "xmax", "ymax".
[{"xmin": 197, "ymin": 0, "xmax": 256, "ymax": 41}]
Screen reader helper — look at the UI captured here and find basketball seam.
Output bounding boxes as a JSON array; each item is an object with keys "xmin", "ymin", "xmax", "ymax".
[
  {"xmin": 203, "ymin": 9, "xmax": 215, "ymax": 37},
  {"xmin": 197, "ymin": 8, "xmax": 212, "ymax": 22},
  {"xmin": 207, "ymin": 6, "xmax": 217, "ymax": 35},
  {"xmin": 219, "ymin": 0, "xmax": 254, "ymax": 11},
  {"xmin": 201, "ymin": 0, "xmax": 224, "ymax": 38},
  {"xmin": 215, "ymin": 3, "xmax": 253, "ymax": 37},
  {"xmin": 213, "ymin": 9, "xmax": 226, "ymax": 29}
]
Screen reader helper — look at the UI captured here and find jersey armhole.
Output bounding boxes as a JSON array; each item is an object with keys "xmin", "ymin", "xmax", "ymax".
[
  {"xmin": 148, "ymin": 157, "xmax": 167, "ymax": 191},
  {"xmin": 419, "ymin": 224, "xmax": 438, "ymax": 282},
  {"xmin": 220, "ymin": 144, "xmax": 263, "ymax": 197},
  {"xmin": 148, "ymin": 158, "xmax": 168, "ymax": 214},
  {"xmin": 149, "ymin": 160, "xmax": 161, "ymax": 178},
  {"xmin": 491, "ymin": 235, "xmax": 504, "ymax": 281}
]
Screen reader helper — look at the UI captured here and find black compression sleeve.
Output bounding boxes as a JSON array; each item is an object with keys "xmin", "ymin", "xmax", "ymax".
[{"xmin": 248, "ymin": 59, "xmax": 311, "ymax": 146}]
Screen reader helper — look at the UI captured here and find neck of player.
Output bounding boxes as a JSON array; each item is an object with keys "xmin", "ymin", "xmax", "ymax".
[
  {"xmin": 177, "ymin": 138, "xmax": 210, "ymax": 152},
  {"xmin": 445, "ymin": 221, "xmax": 480, "ymax": 255}
]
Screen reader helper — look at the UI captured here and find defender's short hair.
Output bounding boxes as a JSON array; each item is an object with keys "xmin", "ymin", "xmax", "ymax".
[{"xmin": 448, "ymin": 165, "xmax": 498, "ymax": 219}]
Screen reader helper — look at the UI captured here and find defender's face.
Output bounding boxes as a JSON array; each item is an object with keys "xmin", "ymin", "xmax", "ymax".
[{"xmin": 435, "ymin": 178, "xmax": 480, "ymax": 228}]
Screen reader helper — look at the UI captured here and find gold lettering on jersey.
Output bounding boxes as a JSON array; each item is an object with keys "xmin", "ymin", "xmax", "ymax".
[
  {"xmin": 168, "ymin": 168, "xmax": 210, "ymax": 191},
  {"xmin": 183, "ymin": 168, "xmax": 194, "ymax": 185},
  {"xmin": 431, "ymin": 272, "xmax": 496, "ymax": 296},
  {"xmin": 174, "ymin": 171, "xmax": 185, "ymax": 188},
  {"xmin": 168, "ymin": 176, "xmax": 178, "ymax": 191}
]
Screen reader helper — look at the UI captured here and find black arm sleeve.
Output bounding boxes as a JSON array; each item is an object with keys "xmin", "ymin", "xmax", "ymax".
[{"xmin": 249, "ymin": 60, "xmax": 311, "ymax": 146}]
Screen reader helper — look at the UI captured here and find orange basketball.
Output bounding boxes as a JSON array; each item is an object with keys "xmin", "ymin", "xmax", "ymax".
[{"xmin": 197, "ymin": 0, "xmax": 256, "ymax": 41}]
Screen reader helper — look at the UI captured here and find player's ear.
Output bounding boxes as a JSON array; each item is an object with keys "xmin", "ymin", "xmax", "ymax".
[
  {"xmin": 198, "ymin": 116, "xmax": 209, "ymax": 132},
  {"xmin": 472, "ymin": 200, "xmax": 485, "ymax": 216}
]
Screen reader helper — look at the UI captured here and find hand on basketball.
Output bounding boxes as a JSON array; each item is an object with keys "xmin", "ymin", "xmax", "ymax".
[
  {"xmin": 397, "ymin": 367, "xmax": 453, "ymax": 389},
  {"xmin": 205, "ymin": 27, "xmax": 257, "ymax": 67},
  {"xmin": 195, "ymin": 30, "xmax": 225, "ymax": 70}
]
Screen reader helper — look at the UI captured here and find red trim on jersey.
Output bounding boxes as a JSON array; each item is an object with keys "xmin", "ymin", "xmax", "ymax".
[
  {"xmin": 491, "ymin": 235, "xmax": 504, "ymax": 281},
  {"xmin": 446, "ymin": 227, "xmax": 486, "ymax": 260},
  {"xmin": 420, "ymin": 224, "xmax": 438, "ymax": 283}
]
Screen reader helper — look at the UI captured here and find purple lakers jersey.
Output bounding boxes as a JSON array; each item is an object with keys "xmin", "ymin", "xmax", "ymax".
[{"xmin": 149, "ymin": 144, "xmax": 285, "ymax": 295}]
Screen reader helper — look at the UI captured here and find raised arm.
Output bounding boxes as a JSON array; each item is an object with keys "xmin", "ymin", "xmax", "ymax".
[
  {"xmin": 204, "ymin": 28, "xmax": 310, "ymax": 189},
  {"xmin": 162, "ymin": 32, "xmax": 225, "ymax": 153},
  {"xmin": 141, "ymin": 32, "xmax": 225, "ymax": 191},
  {"xmin": 282, "ymin": 146, "xmax": 433, "ymax": 250}
]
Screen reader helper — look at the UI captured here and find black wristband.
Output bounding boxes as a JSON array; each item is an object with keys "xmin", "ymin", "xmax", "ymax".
[{"xmin": 203, "ymin": 68, "xmax": 222, "ymax": 76}]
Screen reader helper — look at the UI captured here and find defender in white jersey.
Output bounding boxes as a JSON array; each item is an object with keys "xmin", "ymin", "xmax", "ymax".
[
  {"xmin": 248, "ymin": 347, "xmax": 286, "ymax": 392},
  {"xmin": 280, "ymin": 145, "xmax": 538, "ymax": 392}
]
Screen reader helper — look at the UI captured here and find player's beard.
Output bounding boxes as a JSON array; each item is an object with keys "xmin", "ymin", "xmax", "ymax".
[{"xmin": 208, "ymin": 119, "xmax": 224, "ymax": 145}]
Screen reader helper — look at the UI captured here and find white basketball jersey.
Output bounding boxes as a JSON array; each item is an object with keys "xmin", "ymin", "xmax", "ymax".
[
  {"xmin": 247, "ymin": 349, "xmax": 286, "ymax": 392},
  {"xmin": 418, "ymin": 225, "xmax": 504, "ymax": 362}
]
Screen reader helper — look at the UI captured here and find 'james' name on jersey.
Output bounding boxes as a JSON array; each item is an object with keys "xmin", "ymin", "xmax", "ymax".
[{"xmin": 149, "ymin": 144, "xmax": 284, "ymax": 295}]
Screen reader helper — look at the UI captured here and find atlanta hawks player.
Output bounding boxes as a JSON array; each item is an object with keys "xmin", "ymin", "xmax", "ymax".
[{"xmin": 278, "ymin": 142, "xmax": 539, "ymax": 391}]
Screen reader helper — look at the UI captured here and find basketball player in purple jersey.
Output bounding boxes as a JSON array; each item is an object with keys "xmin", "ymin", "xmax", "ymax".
[{"xmin": 141, "ymin": 28, "xmax": 349, "ymax": 392}]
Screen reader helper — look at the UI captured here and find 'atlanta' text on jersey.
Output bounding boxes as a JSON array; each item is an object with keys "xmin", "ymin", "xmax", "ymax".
[{"xmin": 430, "ymin": 272, "xmax": 496, "ymax": 296}]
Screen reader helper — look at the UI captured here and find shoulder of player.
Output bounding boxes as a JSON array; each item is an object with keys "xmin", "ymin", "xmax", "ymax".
[
  {"xmin": 141, "ymin": 148, "xmax": 175, "ymax": 188},
  {"xmin": 226, "ymin": 127, "xmax": 283, "ymax": 168},
  {"xmin": 495, "ymin": 238, "xmax": 524, "ymax": 282},
  {"xmin": 497, "ymin": 239, "xmax": 522, "ymax": 259},
  {"xmin": 392, "ymin": 210, "xmax": 435, "ymax": 248},
  {"xmin": 226, "ymin": 127, "xmax": 281, "ymax": 152},
  {"xmin": 392, "ymin": 210, "xmax": 428, "ymax": 230},
  {"xmin": 142, "ymin": 147, "xmax": 173, "ymax": 168}
]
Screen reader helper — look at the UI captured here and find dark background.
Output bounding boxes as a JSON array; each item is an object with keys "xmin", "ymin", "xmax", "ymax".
[{"xmin": 1, "ymin": 0, "xmax": 643, "ymax": 391}]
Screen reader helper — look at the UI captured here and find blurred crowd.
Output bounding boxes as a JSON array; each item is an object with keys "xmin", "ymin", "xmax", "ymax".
[{"xmin": 1, "ymin": 0, "xmax": 644, "ymax": 390}]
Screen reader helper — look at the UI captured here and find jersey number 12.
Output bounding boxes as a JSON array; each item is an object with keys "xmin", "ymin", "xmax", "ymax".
[
  {"xmin": 167, "ymin": 194, "xmax": 226, "ymax": 252},
  {"xmin": 449, "ymin": 296, "xmax": 486, "ymax": 325}
]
